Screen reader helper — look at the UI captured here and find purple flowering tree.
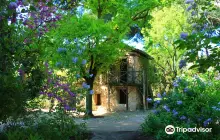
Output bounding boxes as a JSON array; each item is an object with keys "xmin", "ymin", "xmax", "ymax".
[
  {"xmin": 0, "ymin": 0, "xmax": 70, "ymax": 120},
  {"xmin": 43, "ymin": 14, "xmax": 126, "ymax": 116},
  {"xmin": 176, "ymin": 0, "xmax": 220, "ymax": 71}
]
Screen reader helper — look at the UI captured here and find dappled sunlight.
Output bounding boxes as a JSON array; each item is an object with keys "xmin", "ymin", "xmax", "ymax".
[{"xmin": 1, "ymin": 0, "xmax": 219, "ymax": 139}]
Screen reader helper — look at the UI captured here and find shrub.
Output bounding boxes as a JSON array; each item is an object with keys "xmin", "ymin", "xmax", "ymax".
[
  {"xmin": 0, "ymin": 108, "xmax": 89, "ymax": 140},
  {"xmin": 141, "ymin": 72, "xmax": 220, "ymax": 140},
  {"xmin": 0, "ymin": 75, "xmax": 26, "ymax": 121}
]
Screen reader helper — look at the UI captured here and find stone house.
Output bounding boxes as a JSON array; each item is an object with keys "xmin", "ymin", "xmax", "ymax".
[{"xmin": 92, "ymin": 48, "xmax": 153, "ymax": 112}]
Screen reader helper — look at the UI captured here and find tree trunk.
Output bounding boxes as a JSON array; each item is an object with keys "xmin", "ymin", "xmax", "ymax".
[
  {"xmin": 85, "ymin": 79, "xmax": 94, "ymax": 117},
  {"xmin": 84, "ymin": 67, "xmax": 97, "ymax": 117}
]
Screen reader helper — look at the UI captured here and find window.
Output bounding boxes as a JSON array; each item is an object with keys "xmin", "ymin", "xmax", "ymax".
[
  {"xmin": 95, "ymin": 94, "xmax": 101, "ymax": 105},
  {"xmin": 119, "ymin": 89, "xmax": 127, "ymax": 104}
]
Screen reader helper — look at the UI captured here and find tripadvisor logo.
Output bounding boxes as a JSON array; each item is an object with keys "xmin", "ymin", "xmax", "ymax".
[
  {"xmin": 165, "ymin": 125, "xmax": 212, "ymax": 134},
  {"xmin": 165, "ymin": 125, "xmax": 175, "ymax": 134}
]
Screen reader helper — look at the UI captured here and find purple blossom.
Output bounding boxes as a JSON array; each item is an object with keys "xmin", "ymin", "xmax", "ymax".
[
  {"xmin": 82, "ymin": 82, "xmax": 87, "ymax": 88},
  {"xmin": 82, "ymin": 82, "xmax": 90, "ymax": 89},
  {"xmin": 62, "ymin": 84, "xmax": 69, "ymax": 90},
  {"xmin": 180, "ymin": 32, "xmax": 188, "ymax": 39},
  {"xmin": 179, "ymin": 59, "xmax": 186, "ymax": 69},
  {"xmin": 47, "ymin": 93, "xmax": 54, "ymax": 98},
  {"xmin": 212, "ymin": 106, "xmax": 217, "ymax": 109},
  {"xmin": 11, "ymin": 15, "xmax": 16, "ymax": 23},
  {"xmin": 56, "ymin": 15, "xmax": 61, "ymax": 20},
  {"xmin": 203, "ymin": 118, "xmax": 212, "ymax": 127},
  {"xmin": 152, "ymin": 110, "xmax": 159, "ymax": 114},
  {"xmin": 180, "ymin": 116, "xmax": 187, "ymax": 120},
  {"xmin": 55, "ymin": 96, "xmax": 63, "ymax": 103},
  {"xmin": 172, "ymin": 109, "xmax": 178, "ymax": 116},
  {"xmin": 47, "ymin": 78, "xmax": 51, "ymax": 83},
  {"xmin": 82, "ymin": 60, "xmax": 87, "ymax": 65},
  {"xmin": 204, "ymin": 23, "xmax": 209, "ymax": 31},
  {"xmin": 82, "ymin": 46, "xmax": 86, "ymax": 50},
  {"xmin": 57, "ymin": 48, "xmax": 67, "ymax": 53},
  {"xmin": 185, "ymin": 0, "xmax": 194, "ymax": 4},
  {"xmin": 16, "ymin": 0, "xmax": 23, "ymax": 6},
  {"xmin": 192, "ymin": 30, "xmax": 197, "ymax": 34},
  {"xmin": 192, "ymin": 3, "xmax": 197, "ymax": 8},
  {"xmin": 177, "ymin": 100, "xmax": 183, "ymax": 105},
  {"xmin": 72, "ymin": 57, "xmax": 78, "ymax": 63},
  {"xmin": 74, "ymin": 38, "xmax": 78, "ymax": 43},
  {"xmin": 173, "ymin": 81, "xmax": 179, "ymax": 87},
  {"xmin": 163, "ymin": 105, "xmax": 170, "ymax": 112},
  {"xmin": 23, "ymin": 19, "xmax": 28, "ymax": 25},
  {"xmin": 192, "ymin": 23, "xmax": 197, "ymax": 28},
  {"xmin": 8, "ymin": 2, "xmax": 18, "ymax": 9},
  {"xmin": 68, "ymin": 91, "xmax": 75, "ymax": 97},
  {"xmin": 183, "ymin": 88, "xmax": 188, "ymax": 92},
  {"xmin": 48, "ymin": 70, "xmax": 53, "ymax": 75},
  {"xmin": 157, "ymin": 93, "xmax": 162, "ymax": 98},
  {"xmin": 64, "ymin": 105, "xmax": 71, "ymax": 111},
  {"xmin": 146, "ymin": 98, "xmax": 153, "ymax": 103},
  {"xmin": 89, "ymin": 90, "xmax": 94, "ymax": 95},
  {"xmin": 155, "ymin": 100, "xmax": 161, "ymax": 104},
  {"xmin": 90, "ymin": 74, "xmax": 93, "ymax": 77},
  {"xmin": 212, "ymin": 106, "xmax": 220, "ymax": 111},
  {"xmin": 18, "ymin": 69, "xmax": 24, "ymax": 76},
  {"xmin": 77, "ymin": 50, "xmax": 82, "ymax": 55},
  {"xmin": 204, "ymin": 11, "xmax": 208, "ymax": 17},
  {"xmin": 163, "ymin": 92, "xmax": 166, "ymax": 96},
  {"xmin": 153, "ymin": 102, "xmax": 158, "ymax": 108},
  {"xmin": 186, "ymin": 5, "xmax": 192, "ymax": 11},
  {"xmin": 191, "ymin": 11, "xmax": 196, "ymax": 16}
]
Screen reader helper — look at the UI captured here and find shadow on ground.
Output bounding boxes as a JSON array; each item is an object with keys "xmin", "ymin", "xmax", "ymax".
[{"xmin": 75, "ymin": 111, "xmax": 154, "ymax": 140}]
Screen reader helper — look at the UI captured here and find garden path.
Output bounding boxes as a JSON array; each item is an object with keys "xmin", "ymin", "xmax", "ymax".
[{"xmin": 75, "ymin": 111, "xmax": 153, "ymax": 140}]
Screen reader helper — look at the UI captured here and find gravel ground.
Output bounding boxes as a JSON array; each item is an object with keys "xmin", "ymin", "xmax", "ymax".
[{"xmin": 74, "ymin": 111, "xmax": 153, "ymax": 140}]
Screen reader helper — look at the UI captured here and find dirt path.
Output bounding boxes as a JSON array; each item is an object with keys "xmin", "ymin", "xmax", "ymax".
[{"xmin": 75, "ymin": 111, "xmax": 153, "ymax": 140}]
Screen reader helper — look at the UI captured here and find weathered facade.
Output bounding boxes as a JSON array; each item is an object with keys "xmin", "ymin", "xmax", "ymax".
[{"xmin": 92, "ymin": 49, "xmax": 152, "ymax": 112}]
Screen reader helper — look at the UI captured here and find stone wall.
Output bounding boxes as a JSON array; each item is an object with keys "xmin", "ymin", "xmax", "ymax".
[
  {"xmin": 93, "ymin": 84, "xmax": 141, "ymax": 112},
  {"xmin": 77, "ymin": 51, "xmax": 146, "ymax": 112}
]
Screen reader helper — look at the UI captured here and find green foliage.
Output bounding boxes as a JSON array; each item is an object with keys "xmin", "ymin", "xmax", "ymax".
[
  {"xmin": 1, "ymin": 109, "xmax": 89, "ymax": 140},
  {"xmin": 142, "ymin": 4, "xmax": 191, "ymax": 93},
  {"xmin": 42, "ymin": 13, "xmax": 127, "ymax": 115},
  {"xmin": 0, "ymin": 75, "xmax": 25, "ymax": 121},
  {"xmin": 45, "ymin": 14, "xmax": 126, "ymax": 72},
  {"xmin": 0, "ymin": 1, "xmax": 46, "ymax": 121},
  {"xmin": 141, "ymin": 72, "xmax": 220, "ymax": 139},
  {"xmin": 175, "ymin": 0, "xmax": 220, "ymax": 71}
]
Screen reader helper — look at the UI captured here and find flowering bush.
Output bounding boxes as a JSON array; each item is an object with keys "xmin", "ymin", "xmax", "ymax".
[
  {"xmin": 0, "ymin": 110, "xmax": 89, "ymax": 140},
  {"xmin": 176, "ymin": 0, "xmax": 220, "ymax": 71},
  {"xmin": 0, "ymin": 0, "xmax": 61, "ymax": 121},
  {"xmin": 141, "ymin": 72, "xmax": 220, "ymax": 139}
]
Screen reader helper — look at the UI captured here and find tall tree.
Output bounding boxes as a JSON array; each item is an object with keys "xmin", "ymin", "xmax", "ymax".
[
  {"xmin": 142, "ymin": 4, "xmax": 190, "ymax": 92},
  {"xmin": 43, "ymin": 0, "xmax": 170, "ymax": 116}
]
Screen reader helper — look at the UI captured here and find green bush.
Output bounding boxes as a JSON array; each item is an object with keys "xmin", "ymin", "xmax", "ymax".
[
  {"xmin": 141, "ymin": 72, "xmax": 220, "ymax": 140},
  {"xmin": 1, "ymin": 109, "xmax": 89, "ymax": 140},
  {"xmin": 0, "ymin": 66, "xmax": 45, "ymax": 121},
  {"xmin": 0, "ymin": 75, "xmax": 26, "ymax": 121}
]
